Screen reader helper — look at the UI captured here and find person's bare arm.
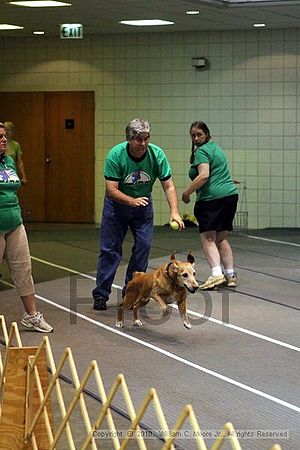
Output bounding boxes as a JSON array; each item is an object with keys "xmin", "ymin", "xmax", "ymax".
[
  {"xmin": 182, "ymin": 163, "xmax": 209, "ymax": 204},
  {"xmin": 16, "ymin": 155, "xmax": 27, "ymax": 185},
  {"xmin": 161, "ymin": 178, "xmax": 184, "ymax": 229}
]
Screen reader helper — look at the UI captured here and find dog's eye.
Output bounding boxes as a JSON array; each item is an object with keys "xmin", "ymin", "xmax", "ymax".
[{"xmin": 182, "ymin": 273, "xmax": 188, "ymax": 278}]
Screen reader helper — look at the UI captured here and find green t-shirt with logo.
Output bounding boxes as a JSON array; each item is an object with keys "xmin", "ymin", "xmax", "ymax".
[
  {"xmin": 0, "ymin": 155, "xmax": 22, "ymax": 232},
  {"xmin": 104, "ymin": 142, "xmax": 171, "ymax": 198},
  {"xmin": 189, "ymin": 141, "xmax": 237, "ymax": 201}
]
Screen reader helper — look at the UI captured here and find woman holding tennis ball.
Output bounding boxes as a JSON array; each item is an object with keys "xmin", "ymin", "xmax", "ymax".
[{"xmin": 182, "ymin": 121, "xmax": 238, "ymax": 289}]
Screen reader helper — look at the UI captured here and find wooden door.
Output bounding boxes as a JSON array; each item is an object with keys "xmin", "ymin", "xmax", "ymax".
[
  {"xmin": 44, "ymin": 92, "xmax": 95, "ymax": 222},
  {"xmin": 0, "ymin": 91, "xmax": 95, "ymax": 223},
  {"xmin": 0, "ymin": 92, "xmax": 46, "ymax": 221}
]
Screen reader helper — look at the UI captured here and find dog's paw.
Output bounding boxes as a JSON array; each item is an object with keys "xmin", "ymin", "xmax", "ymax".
[
  {"xmin": 183, "ymin": 320, "xmax": 192, "ymax": 329},
  {"xmin": 115, "ymin": 321, "xmax": 124, "ymax": 328},
  {"xmin": 134, "ymin": 319, "xmax": 143, "ymax": 327}
]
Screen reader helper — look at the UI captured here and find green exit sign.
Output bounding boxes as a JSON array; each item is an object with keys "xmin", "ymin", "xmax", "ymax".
[{"xmin": 60, "ymin": 24, "xmax": 83, "ymax": 39}]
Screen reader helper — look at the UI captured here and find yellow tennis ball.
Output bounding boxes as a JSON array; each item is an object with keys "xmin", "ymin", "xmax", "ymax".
[{"xmin": 170, "ymin": 220, "xmax": 179, "ymax": 230}]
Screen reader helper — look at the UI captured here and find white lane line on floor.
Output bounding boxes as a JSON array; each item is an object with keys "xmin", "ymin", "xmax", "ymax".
[
  {"xmin": 30, "ymin": 256, "xmax": 121, "ymax": 289},
  {"xmin": 30, "ymin": 256, "xmax": 300, "ymax": 353},
  {"xmin": 28, "ymin": 255, "xmax": 300, "ymax": 354},
  {"xmin": 2, "ymin": 277, "xmax": 300, "ymax": 413},
  {"xmin": 173, "ymin": 305, "xmax": 300, "ymax": 353},
  {"xmin": 31, "ymin": 256, "xmax": 96, "ymax": 280},
  {"xmin": 23, "ymin": 291, "xmax": 300, "ymax": 414},
  {"xmin": 247, "ymin": 235, "xmax": 300, "ymax": 247}
]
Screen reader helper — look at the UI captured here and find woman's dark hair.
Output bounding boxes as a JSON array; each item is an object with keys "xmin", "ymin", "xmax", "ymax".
[{"xmin": 189, "ymin": 121, "xmax": 211, "ymax": 164}]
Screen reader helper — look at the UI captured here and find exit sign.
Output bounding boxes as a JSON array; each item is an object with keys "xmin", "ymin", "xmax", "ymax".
[{"xmin": 60, "ymin": 24, "xmax": 83, "ymax": 39}]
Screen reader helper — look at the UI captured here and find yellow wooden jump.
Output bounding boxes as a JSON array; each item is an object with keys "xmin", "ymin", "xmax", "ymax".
[{"xmin": 0, "ymin": 315, "xmax": 282, "ymax": 450}]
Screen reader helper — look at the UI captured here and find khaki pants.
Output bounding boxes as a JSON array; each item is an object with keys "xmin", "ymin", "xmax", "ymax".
[{"xmin": 0, "ymin": 224, "xmax": 34, "ymax": 297}]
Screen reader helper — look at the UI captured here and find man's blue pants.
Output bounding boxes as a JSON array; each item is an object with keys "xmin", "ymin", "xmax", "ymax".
[{"xmin": 92, "ymin": 196, "xmax": 153, "ymax": 302}]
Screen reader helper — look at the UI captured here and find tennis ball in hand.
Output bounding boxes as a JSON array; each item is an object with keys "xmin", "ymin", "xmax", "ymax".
[{"xmin": 170, "ymin": 221, "xmax": 179, "ymax": 230}]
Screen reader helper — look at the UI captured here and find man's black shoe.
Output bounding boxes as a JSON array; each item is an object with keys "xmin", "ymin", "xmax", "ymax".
[{"xmin": 93, "ymin": 298, "xmax": 107, "ymax": 310}]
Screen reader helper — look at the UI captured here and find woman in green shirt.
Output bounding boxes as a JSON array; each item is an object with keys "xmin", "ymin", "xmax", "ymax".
[
  {"xmin": 0, "ymin": 123, "xmax": 52, "ymax": 332},
  {"xmin": 182, "ymin": 121, "xmax": 238, "ymax": 290}
]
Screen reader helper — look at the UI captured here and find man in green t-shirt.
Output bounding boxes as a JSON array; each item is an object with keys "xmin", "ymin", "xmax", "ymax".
[{"xmin": 92, "ymin": 118, "xmax": 184, "ymax": 311}]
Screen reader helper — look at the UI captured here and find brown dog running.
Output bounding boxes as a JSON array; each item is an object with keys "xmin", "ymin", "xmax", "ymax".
[{"xmin": 116, "ymin": 251, "xmax": 199, "ymax": 330}]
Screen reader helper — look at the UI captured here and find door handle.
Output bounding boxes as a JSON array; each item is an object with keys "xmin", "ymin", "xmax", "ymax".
[{"xmin": 45, "ymin": 157, "xmax": 51, "ymax": 163}]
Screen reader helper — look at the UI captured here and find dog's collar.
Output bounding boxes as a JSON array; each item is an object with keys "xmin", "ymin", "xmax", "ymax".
[{"xmin": 165, "ymin": 262, "xmax": 176, "ymax": 283}]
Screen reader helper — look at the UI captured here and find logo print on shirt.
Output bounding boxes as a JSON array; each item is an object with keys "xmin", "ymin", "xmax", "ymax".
[
  {"xmin": 124, "ymin": 170, "xmax": 151, "ymax": 185},
  {"xmin": 0, "ymin": 169, "xmax": 20, "ymax": 183}
]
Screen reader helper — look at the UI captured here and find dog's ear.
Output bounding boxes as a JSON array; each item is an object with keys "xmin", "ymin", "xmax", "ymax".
[
  {"xmin": 187, "ymin": 250, "xmax": 195, "ymax": 265},
  {"xmin": 170, "ymin": 252, "xmax": 176, "ymax": 261},
  {"xmin": 172, "ymin": 262, "xmax": 179, "ymax": 272}
]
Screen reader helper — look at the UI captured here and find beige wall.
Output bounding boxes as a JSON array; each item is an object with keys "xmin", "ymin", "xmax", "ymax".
[{"xmin": 1, "ymin": 28, "xmax": 299, "ymax": 228}]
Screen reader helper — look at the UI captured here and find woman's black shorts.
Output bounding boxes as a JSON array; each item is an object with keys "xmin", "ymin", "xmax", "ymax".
[{"xmin": 194, "ymin": 194, "xmax": 238, "ymax": 233}]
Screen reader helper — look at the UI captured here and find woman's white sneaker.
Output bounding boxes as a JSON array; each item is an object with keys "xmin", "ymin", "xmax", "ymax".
[
  {"xmin": 200, "ymin": 274, "xmax": 226, "ymax": 290},
  {"xmin": 21, "ymin": 312, "xmax": 53, "ymax": 333}
]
